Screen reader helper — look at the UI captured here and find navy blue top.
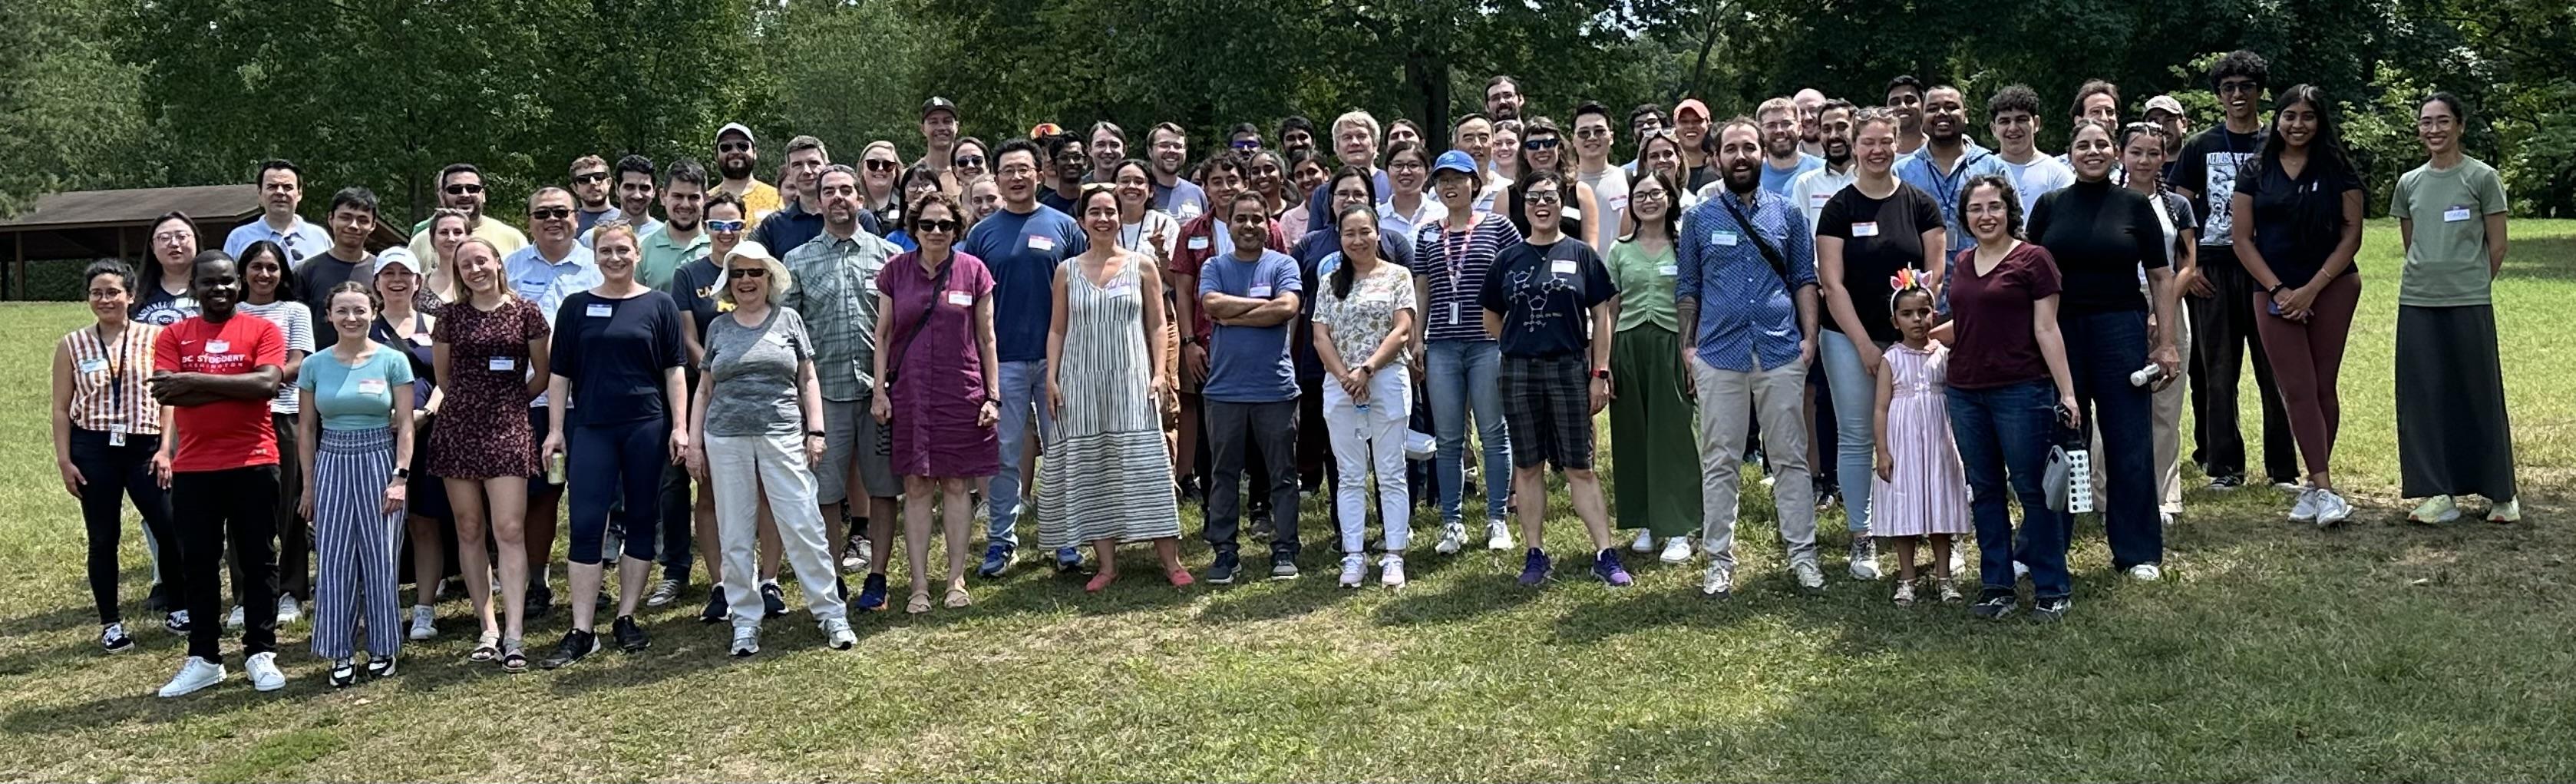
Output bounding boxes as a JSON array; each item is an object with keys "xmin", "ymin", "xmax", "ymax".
[
  {"xmin": 549, "ymin": 289, "xmax": 689, "ymax": 425},
  {"xmin": 960, "ymin": 206, "xmax": 1088, "ymax": 362}
]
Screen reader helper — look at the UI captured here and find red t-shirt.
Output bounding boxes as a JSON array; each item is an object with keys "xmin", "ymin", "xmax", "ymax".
[
  {"xmin": 154, "ymin": 314, "xmax": 287, "ymax": 471},
  {"xmin": 1944, "ymin": 242, "xmax": 2062, "ymax": 390}
]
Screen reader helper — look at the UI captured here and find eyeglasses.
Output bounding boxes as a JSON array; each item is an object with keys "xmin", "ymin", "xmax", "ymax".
[
  {"xmin": 154, "ymin": 230, "xmax": 194, "ymax": 244},
  {"xmin": 705, "ymin": 219, "xmax": 745, "ymax": 232},
  {"xmin": 1522, "ymin": 137, "xmax": 1560, "ymax": 151},
  {"xmin": 2218, "ymin": 81, "xmax": 2261, "ymax": 95},
  {"xmin": 530, "ymin": 207, "xmax": 573, "ymax": 220},
  {"xmin": 864, "ymin": 159, "xmax": 900, "ymax": 172},
  {"xmin": 1389, "ymin": 160, "xmax": 1426, "ymax": 171},
  {"xmin": 444, "ymin": 184, "xmax": 487, "ymax": 196},
  {"xmin": 1573, "ymin": 127, "xmax": 1610, "ymax": 140},
  {"xmin": 916, "ymin": 219, "xmax": 961, "ymax": 233},
  {"xmin": 727, "ymin": 267, "xmax": 768, "ymax": 279},
  {"xmin": 953, "ymin": 155, "xmax": 986, "ymax": 168},
  {"xmin": 718, "ymin": 141, "xmax": 753, "ymax": 154},
  {"xmin": 573, "ymin": 171, "xmax": 610, "ymax": 184}
]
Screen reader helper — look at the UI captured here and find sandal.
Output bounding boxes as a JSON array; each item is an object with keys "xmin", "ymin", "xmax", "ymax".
[
  {"xmin": 944, "ymin": 587, "xmax": 972, "ymax": 609},
  {"xmin": 499, "ymin": 638, "xmax": 529, "ymax": 673},
  {"xmin": 467, "ymin": 630, "xmax": 500, "ymax": 663},
  {"xmin": 906, "ymin": 593, "xmax": 931, "ymax": 615}
]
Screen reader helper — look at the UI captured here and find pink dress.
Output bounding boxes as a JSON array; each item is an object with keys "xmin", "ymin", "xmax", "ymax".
[
  {"xmin": 879, "ymin": 250, "xmax": 1000, "ymax": 478},
  {"xmin": 1871, "ymin": 342, "xmax": 1972, "ymax": 537}
]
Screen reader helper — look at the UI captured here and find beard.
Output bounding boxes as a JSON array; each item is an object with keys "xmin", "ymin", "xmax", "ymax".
[
  {"xmin": 1824, "ymin": 141, "xmax": 1851, "ymax": 166},
  {"xmin": 718, "ymin": 157, "xmax": 754, "ymax": 180},
  {"xmin": 1724, "ymin": 162, "xmax": 1759, "ymax": 195}
]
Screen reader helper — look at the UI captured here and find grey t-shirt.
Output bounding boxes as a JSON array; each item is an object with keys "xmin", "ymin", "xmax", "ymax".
[{"xmin": 702, "ymin": 306, "xmax": 814, "ymax": 438}]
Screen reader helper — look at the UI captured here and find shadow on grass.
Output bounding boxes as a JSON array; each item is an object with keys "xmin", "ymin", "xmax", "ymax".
[{"xmin": 2497, "ymin": 235, "xmax": 2576, "ymax": 283}]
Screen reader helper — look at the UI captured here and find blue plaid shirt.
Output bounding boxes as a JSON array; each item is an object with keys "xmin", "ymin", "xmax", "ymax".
[{"xmin": 1676, "ymin": 188, "xmax": 1816, "ymax": 372}]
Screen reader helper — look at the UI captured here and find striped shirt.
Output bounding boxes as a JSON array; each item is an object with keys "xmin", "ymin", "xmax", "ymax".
[
  {"xmin": 236, "ymin": 299, "xmax": 314, "ymax": 413},
  {"xmin": 1412, "ymin": 213, "xmax": 1523, "ymax": 342},
  {"xmin": 61, "ymin": 324, "xmax": 164, "ymax": 435}
]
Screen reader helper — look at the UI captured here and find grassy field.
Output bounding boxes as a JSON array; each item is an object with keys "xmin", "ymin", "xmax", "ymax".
[{"xmin": 1, "ymin": 219, "xmax": 2571, "ymax": 782}]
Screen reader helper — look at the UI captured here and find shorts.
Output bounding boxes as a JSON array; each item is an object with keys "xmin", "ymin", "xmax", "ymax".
[
  {"xmin": 818, "ymin": 396, "xmax": 900, "ymax": 504},
  {"xmin": 1500, "ymin": 354, "xmax": 1594, "ymax": 471}
]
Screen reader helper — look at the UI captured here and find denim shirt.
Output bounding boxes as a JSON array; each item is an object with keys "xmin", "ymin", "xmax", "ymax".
[
  {"xmin": 1895, "ymin": 140, "xmax": 2012, "ymax": 256},
  {"xmin": 1676, "ymin": 188, "xmax": 1816, "ymax": 372}
]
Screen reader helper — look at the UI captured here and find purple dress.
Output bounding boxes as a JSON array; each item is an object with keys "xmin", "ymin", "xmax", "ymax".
[{"xmin": 880, "ymin": 250, "xmax": 999, "ymax": 478}]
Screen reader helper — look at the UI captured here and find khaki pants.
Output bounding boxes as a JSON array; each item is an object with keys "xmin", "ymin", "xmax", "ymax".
[{"xmin": 1690, "ymin": 354, "xmax": 1819, "ymax": 572}]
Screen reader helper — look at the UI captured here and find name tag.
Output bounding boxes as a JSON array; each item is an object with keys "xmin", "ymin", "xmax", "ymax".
[
  {"xmin": 1713, "ymin": 230, "xmax": 1739, "ymax": 247},
  {"xmin": 1853, "ymin": 221, "xmax": 1881, "ymax": 237},
  {"xmin": 1657, "ymin": 264, "xmax": 1678, "ymax": 277},
  {"xmin": 2443, "ymin": 206, "xmax": 2473, "ymax": 223},
  {"xmin": 1187, "ymin": 236, "xmax": 1210, "ymax": 251},
  {"xmin": 1551, "ymin": 259, "xmax": 1577, "ymax": 276},
  {"xmin": 1026, "ymin": 234, "xmax": 1056, "ymax": 253},
  {"xmin": 206, "ymin": 339, "xmax": 230, "ymax": 353},
  {"xmin": 586, "ymin": 303, "xmax": 613, "ymax": 318},
  {"xmin": 1808, "ymin": 192, "xmax": 1831, "ymax": 209},
  {"xmin": 1249, "ymin": 285, "xmax": 1273, "ymax": 298},
  {"xmin": 357, "ymin": 378, "xmax": 388, "ymax": 395},
  {"xmin": 411, "ymin": 333, "xmax": 433, "ymax": 347},
  {"xmin": 78, "ymin": 358, "xmax": 107, "ymax": 374},
  {"xmin": 1607, "ymin": 195, "xmax": 1630, "ymax": 213},
  {"xmin": 488, "ymin": 357, "xmax": 517, "ymax": 372},
  {"xmin": 946, "ymin": 290, "xmax": 973, "ymax": 306},
  {"xmin": 1447, "ymin": 302, "xmax": 1460, "ymax": 326}
]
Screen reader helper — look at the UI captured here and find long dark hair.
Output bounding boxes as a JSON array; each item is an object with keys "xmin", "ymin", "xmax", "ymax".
[
  {"xmin": 2255, "ymin": 84, "xmax": 2359, "ymax": 247},
  {"xmin": 1620, "ymin": 168, "xmax": 1681, "ymax": 243},
  {"xmin": 138, "ymin": 211, "xmax": 197, "ymax": 296},
  {"xmin": 237, "ymin": 240, "xmax": 297, "ymax": 304},
  {"xmin": 1328, "ymin": 203, "xmax": 1380, "ymax": 299}
]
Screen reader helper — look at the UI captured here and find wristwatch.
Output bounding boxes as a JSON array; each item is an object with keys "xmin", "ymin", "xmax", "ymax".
[
  {"xmin": 393, "ymin": 468, "xmax": 410, "ymax": 479},
  {"xmin": 1181, "ymin": 335, "xmax": 1199, "ymax": 346},
  {"xmin": 806, "ymin": 429, "xmax": 827, "ymax": 438},
  {"xmin": 1593, "ymin": 368, "xmax": 1613, "ymax": 380}
]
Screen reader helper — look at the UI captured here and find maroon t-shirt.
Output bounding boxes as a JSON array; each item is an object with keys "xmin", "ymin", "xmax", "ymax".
[{"xmin": 1944, "ymin": 242, "xmax": 2062, "ymax": 390}]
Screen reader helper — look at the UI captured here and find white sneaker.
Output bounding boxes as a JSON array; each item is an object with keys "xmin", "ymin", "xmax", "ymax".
[
  {"xmin": 226, "ymin": 605, "xmax": 245, "ymax": 630},
  {"xmin": 2127, "ymin": 564, "xmax": 2163, "ymax": 581},
  {"xmin": 2312, "ymin": 489, "xmax": 2353, "ymax": 527},
  {"xmin": 821, "ymin": 618, "xmax": 855, "ymax": 650},
  {"xmin": 1433, "ymin": 521, "xmax": 1467, "ymax": 554},
  {"xmin": 2488, "ymin": 498, "xmax": 2522, "ymax": 523},
  {"xmin": 275, "ymin": 596, "xmax": 301, "ymax": 627},
  {"xmin": 408, "ymin": 605, "xmax": 436, "ymax": 641},
  {"xmin": 157, "ymin": 657, "xmax": 226, "ymax": 697},
  {"xmin": 2013, "ymin": 560, "xmax": 2030, "ymax": 581},
  {"xmin": 2288, "ymin": 488, "xmax": 2321, "ymax": 523},
  {"xmin": 730, "ymin": 627, "xmax": 761, "ymax": 657},
  {"xmin": 1700, "ymin": 563, "xmax": 1733, "ymax": 597},
  {"xmin": 1658, "ymin": 536, "xmax": 1694, "ymax": 564},
  {"xmin": 1629, "ymin": 529, "xmax": 1655, "ymax": 554},
  {"xmin": 1848, "ymin": 539, "xmax": 1882, "ymax": 581},
  {"xmin": 1337, "ymin": 554, "xmax": 1367, "ymax": 588},
  {"xmin": 1792, "ymin": 561, "xmax": 1825, "ymax": 590},
  {"xmin": 644, "ymin": 577, "xmax": 683, "ymax": 608},
  {"xmin": 1379, "ymin": 555, "xmax": 1406, "ymax": 588},
  {"xmin": 1484, "ymin": 519, "xmax": 1514, "ymax": 551},
  {"xmin": 2408, "ymin": 495, "xmax": 2460, "ymax": 524},
  {"xmin": 245, "ymin": 651, "xmax": 286, "ymax": 692}
]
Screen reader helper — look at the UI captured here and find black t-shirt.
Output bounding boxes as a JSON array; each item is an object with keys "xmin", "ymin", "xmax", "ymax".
[
  {"xmin": 666, "ymin": 256, "xmax": 727, "ymax": 339},
  {"xmin": 2234, "ymin": 155, "xmax": 2363, "ymax": 287},
  {"xmin": 2170, "ymin": 126, "xmax": 2264, "ymax": 256},
  {"xmin": 1814, "ymin": 183, "xmax": 1944, "ymax": 342},
  {"xmin": 549, "ymin": 289, "xmax": 689, "ymax": 426},
  {"xmin": 296, "ymin": 251, "xmax": 369, "ymax": 319},
  {"xmin": 1478, "ymin": 238, "xmax": 1616, "ymax": 358},
  {"xmin": 2029, "ymin": 179, "xmax": 2169, "ymax": 316}
]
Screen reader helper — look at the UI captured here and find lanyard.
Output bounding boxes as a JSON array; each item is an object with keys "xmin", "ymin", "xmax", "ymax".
[
  {"xmin": 97, "ymin": 326, "xmax": 127, "ymax": 414},
  {"xmin": 1442, "ymin": 217, "xmax": 1475, "ymax": 298}
]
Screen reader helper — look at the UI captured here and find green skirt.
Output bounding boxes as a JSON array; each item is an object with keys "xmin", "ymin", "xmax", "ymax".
[{"xmin": 1607, "ymin": 325, "xmax": 1702, "ymax": 537}]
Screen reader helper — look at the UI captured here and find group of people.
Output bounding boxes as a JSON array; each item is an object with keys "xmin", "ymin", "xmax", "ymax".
[{"xmin": 51, "ymin": 49, "xmax": 2522, "ymax": 699}]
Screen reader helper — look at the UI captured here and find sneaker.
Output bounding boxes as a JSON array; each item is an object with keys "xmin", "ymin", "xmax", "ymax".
[
  {"xmin": 2409, "ymin": 496, "xmax": 2461, "ymax": 524},
  {"xmin": 245, "ymin": 651, "xmax": 285, "ymax": 691},
  {"xmin": 2127, "ymin": 564, "xmax": 2163, "ymax": 581},
  {"xmin": 976, "ymin": 542, "xmax": 1016, "ymax": 578},
  {"xmin": 1206, "ymin": 551, "xmax": 1240, "ymax": 584},
  {"xmin": 328, "ymin": 658, "xmax": 357, "ymax": 689},
  {"xmin": 1658, "ymin": 536, "xmax": 1694, "ymax": 564},
  {"xmin": 840, "ymin": 534, "xmax": 869, "ymax": 573},
  {"xmin": 2204, "ymin": 475, "xmax": 2244, "ymax": 491},
  {"xmin": 157, "ymin": 656, "xmax": 226, "ymax": 697},
  {"xmin": 2030, "ymin": 596, "xmax": 2072, "ymax": 622},
  {"xmin": 1434, "ymin": 521, "xmax": 1467, "ymax": 554},
  {"xmin": 2288, "ymin": 488, "xmax": 2321, "ymax": 523},
  {"xmin": 2161, "ymin": 511, "xmax": 2175, "ymax": 527},
  {"xmin": 1379, "ymin": 555, "xmax": 1406, "ymax": 588},
  {"xmin": 1055, "ymin": 547, "xmax": 1084, "ymax": 572},
  {"xmin": 2312, "ymin": 489, "xmax": 2353, "ymax": 527},
  {"xmin": 644, "ymin": 577, "xmax": 684, "ymax": 608},
  {"xmin": 540, "ymin": 629, "xmax": 599, "ymax": 669},
  {"xmin": 729, "ymin": 627, "xmax": 760, "ymax": 657},
  {"xmin": 1792, "ymin": 561, "xmax": 1825, "ymax": 591},
  {"xmin": 1700, "ymin": 563, "xmax": 1734, "ymax": 598},
  {"xmin": 1590, "ymin": 550, "xmax": 1633, "ymax": 587},
  {"xmin": 407, "ymin": 605, "xmax": 436, "ymax": 640},
  {"xmin": 760, "ymin": 582, "xmax": 788, "ymax": 617},
  {"xmin": 1970, "ymin": 591, "xmax": 2017, "ymax": 620},
  {"xmin": 164, "ymin": 610, "xmax": 190, "ymax": 634},
  {"xmin": 101, "ymin": 623, "xmax": 134, "ymax": 653},
  {"xmin": 2488, "ymin": 498, "xmax": 2522, "ymax": 523},
  {"xmin": 1848, "ymin": 538, "xmax": 1881, "ymax": 581},
  {"xmin": 699, "ymin": 587, "xmax": 729, "ymax": 624},
  {"xmin": 856, "ymin": 574, "xmax": 889, "ymax": 611},
  {"xmin": 822, "ymin": 617, "xmax": 856, "ymax": 650},
  {"xmin": 1934, "ymin": 578, "xmax": 1962, "ymax": 603},
  {"xmin": 1485, "ymin": 519, "xmax": 1515, "ymax": 551},
  {"xmin": 525, "ymin": 581, "xmax": 555, "ymax": 618},
  {"xmin": 1629, "ymin": 529, "xmax": 1655, "ymax": 553},
  {"xmin": 1339, "ymin": 554, "xmax": 1368, "ymax": 588},
  {"xmin": 226, "ymin": 605, "xmax": 244, "ymax": 630},
  {"xmin": 1892, "ymin": 581, "xmax": 1917, "ymax": 607},
  {"xmin": 1269, "ymin": 553, "xmax": 1300, "ymax": 581},
  {"xmin": 1516, "ymin": 549, "xmax": 1551, "ymax": 587},
  {"xmin": 365, "ymin": 654, "xmax": 397, "ymax": 679},
  {"xmin": 610, "ymin": 616, "xmax": 649, "ymax": 652}
]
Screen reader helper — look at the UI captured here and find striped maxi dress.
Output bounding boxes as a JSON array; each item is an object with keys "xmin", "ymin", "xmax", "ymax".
[{"xmin": 1036, "ymin": 256, "xmax": 1182, "ymax": 548}]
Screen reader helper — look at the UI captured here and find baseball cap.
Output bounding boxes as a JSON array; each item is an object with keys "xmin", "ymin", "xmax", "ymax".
[
  {"xmin": 1431, "ymin": 150, "xmax": 1478, "ymax": 178},
  {"xmin": 372, "ymin": 246, "xmax": 421, "ymax": 275},
  {"xmin": 2145, "ymin": 95, "xmax": 2185, "ymax": 118},
  {"xmin": 922, "ymin": 97, "xmax": 958, "ymax": 120},
  {"xmin": 1029, "ymin": 122, "xmax": 1064, "ymax": 139},
  {"xmin": 725, "ymin": 240, "xmax": 777, "ymax": 265},
  {"xmin": 716, "ymin": 122, "xmax": 756, "ymax": 145},
  {"xmin": 1675, "ymin": 99, "xmax": 1710, "ymax": 121}
]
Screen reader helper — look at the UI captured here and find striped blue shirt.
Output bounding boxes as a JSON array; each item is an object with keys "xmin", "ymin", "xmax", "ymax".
[
  {"xmin": 1411, "ymin": 213, "xmax": 1523, "ymax": 343},
  {"xmin": 1676, "ymin": 188, "xmax": 1816, "ymax": 372}
]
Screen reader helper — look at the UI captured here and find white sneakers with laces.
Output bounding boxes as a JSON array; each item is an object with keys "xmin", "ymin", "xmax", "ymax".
[
  {"xmin": 1433, "ymin": 521, "xmax": 1467, "ymax": 554},
  {"xmin": 2310, "ymin": 489, "xmax": 2353, "ymax": 527},
  {"xmin": 2127, "ymin": 564, "xmax": 2163, "ymax": 581},
  {"xmin": 1338, "ymin": 554, "xmax": 1369, "ymax": 588},
  {"xmin": 1629, "ymin": 529, "xmax": 1655, "ymax": 554},
  {"xmin": 246, "ymin": 651, "xmax": 286, "ymax": 691},
  {"xmin": 1484, "ymin": 519, "xmax": 1514, "ymax": 551},
  {"xmin": 1379, "ymin": 555, "xmax": 1406, "ymax": 588},
  {"xmin": 158, "ymin": 657, "xmax": 226, "ymax": 697},
  {"xmin": 1658, "ymin": 536, "xmax": 1695, "ymax": 564},
  {"xmin": 2289, "ymin": 488, "xmax": 2322, "ymax": 523},
  {"xmin": 408, "ymin": 605, "xmax": 437, "ymax": 640}
]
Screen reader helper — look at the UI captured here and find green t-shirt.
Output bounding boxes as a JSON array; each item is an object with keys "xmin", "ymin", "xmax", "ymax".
[
  {"xmin": 639, "ymin": 224, "xmax": 712, "ymax": 293},
  {"xmin": 2390, "ymin": 156, "xmax": 2508, "ymax": 306},
  {"xmin": 1603, "ymin": 238, "xmax": 1679, "ymax": 333}
]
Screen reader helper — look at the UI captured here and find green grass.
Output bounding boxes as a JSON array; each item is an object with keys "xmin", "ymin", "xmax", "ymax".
[{"xmin": 1, "ymin": 219, "xmax": 2571, "ymax": 781}]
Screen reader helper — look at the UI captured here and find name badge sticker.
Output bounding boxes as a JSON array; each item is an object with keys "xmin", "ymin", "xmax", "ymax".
[
  {"xmin": 78, "ymin": 358, "xmax": 107, "ymax": 374},
  {"xmin": 1809, "ymin": 192, "xmax": 1831, "ymax": 208},
  {"xmin": 1713, "ymin": 230, "xmax": 1740, "ymax": 247},
  {"xmin": 411, "ymin": 333, "xmax": 434, "ymax": 346},
  {"xmin": 1026, "ymin": 234, "xmax": 1057, "ymax": 253},
  {"xmin": 1551, "ymin": 259, "xmax": 1577, "ymax": 276},
  {"xmin": 1187, "ymin": 236, "xmax": 1211, "ymax": 251},
  {"xmin": 488, "ymin": 357, "xmax": 517, "ymax": 372},
  {"xmin": 206, "ymin": 339, "xmax": 230, "ymax": 353},
  {"xmin": 357, "ymin": 378, "xmax": 388, "ymax": 395},
  {"xmin": 586, "ymin": 303, "xmax": 613, "ymax": 318},
  {"xmin": 1249, "ymin": 285, "xmax": 1273, "ymax": 299},
  {"xmin": 1657, "ymin": 264, "xmax": 1678, "ymax": 277},
  {"xmin": 946, "ymin": 290, "xmax": 973, "ymax": 306},
  {"xmin": 2443, "ymin": 205, "xmax": 2473, "ymax": 223},
  {"xmin": 1447, "ymin": 302, "xmax": 1460, "ymax": 326}
]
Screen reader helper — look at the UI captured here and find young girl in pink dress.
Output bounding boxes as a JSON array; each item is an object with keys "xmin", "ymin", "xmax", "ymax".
[{"xmin": 1872, "ymin": 273, "xmax": 1973, "ymax": 606}]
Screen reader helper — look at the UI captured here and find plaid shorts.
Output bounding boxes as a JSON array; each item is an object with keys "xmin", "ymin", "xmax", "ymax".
[{"xmin": 1500, "ymin": 354, "xmax": 1595, "ymax": 470}]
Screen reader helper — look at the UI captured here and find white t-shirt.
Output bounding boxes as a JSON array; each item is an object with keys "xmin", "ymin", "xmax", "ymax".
[
  {"xmin": 236, "ymin": 299, "xmax": 315, "ymax": 414},
  {"xmin": 1787, "ymin": 164, "xmax": 1859, "ymax": 236},
  {"xmin": 1119, "ymin": 210, "xmax": 1182, "ymax": 259},
  {"xmin": 1577, "ymin": 165, "xmax": 1630, "ymax": 249},
  {"xmin": 2002, "ymin": 155, "xmax": 2076, "ymax": 214}
]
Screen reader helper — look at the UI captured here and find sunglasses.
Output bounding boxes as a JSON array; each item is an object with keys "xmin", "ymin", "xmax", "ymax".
[
  {"xmin": 864, "ymin": 159, "xmax": 900, "ymax": 172},
  {"xmin": 1522, "ymin": 137, "xmax": 1560, "ymax": 151},
  {"xmin": 718, "ymin": 141, "xmax": 752, "ymax": 154},
  {"xmin": 1230, "ymin": 140, "xmax": 1262, "ymax": 151},
  {"xmin": 916, "ymin": 219, "xmax": 961, "ymax": 233},
  {"xmin": 953, "ymin": 155, "xmax": 986, "ymax": 168},
  {"xmin": 444, "ymin": 184, "xmax": 487, "ymax": 196},
  {"xmin": 2218, "ymin": 81, "xmax": 2261, "ymax": 94},
  {"xmin": 530, "ymin": 207, "xmax": 573, "ymax": 220},
  {"xmin": 728, "ymin": 267, "xmax": 768, "ymax": 279},
  {"xmin": 573, "ymin": 171, "xmax": 610, "ymax": 184},
  {"xmin": 1524, "ymin": 190, "xmax": 1563, "ymax": 205},
  {"xmin": 705, "ymin": 219, "xmax": 745, "ymax": 232}
]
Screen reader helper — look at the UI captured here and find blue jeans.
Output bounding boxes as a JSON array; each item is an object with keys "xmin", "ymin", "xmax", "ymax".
[
  {"xmin": 1947, "ymin": 380, "xmax": 2069, "ymax": 599},
  {"xmin": 1424, "ymin": 340, "xmax": 1510, "ymax": 524},
  {"xmin": 987, "ymin": 359, "xmax": 1053, "ymax": 548},
  {"xmin": 1818, "ymin": 330, "xmax": 1880, "ymax": 534},
  {"xmin": 2062, "ymin": 309, "xmax": 2158, "ymax": 568}
]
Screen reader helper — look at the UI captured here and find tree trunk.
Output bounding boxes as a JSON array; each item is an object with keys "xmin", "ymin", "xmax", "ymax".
[{"xmin": 1409, "ymin": 50, "xmax": 1451, "ymax": 147}]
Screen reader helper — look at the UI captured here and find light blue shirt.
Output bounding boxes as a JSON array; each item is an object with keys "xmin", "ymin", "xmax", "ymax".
[
  {"xmin": 1760, "ymin": 153, "xmax": 1825, "ymax": 197},
  {"xmin": 1894, "ymin": 141, "xmax": 2012, "ymax": 256},
  {"xmin": 223, "ymin": 216, "xmax": 334, "ymax": 268},
  {"xmin": 298, "ymin": 346, "xmax": 414, "ymax": 432},
  {"xmin": 504, "ymin": 242, "xmax": 599, "ymax": 410},
  {"xmin": 1675, "ymin": 189, "xmax": 1816, "ymax": 373}
]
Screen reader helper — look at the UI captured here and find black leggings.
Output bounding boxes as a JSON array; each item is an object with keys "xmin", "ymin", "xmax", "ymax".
[
  {"xmin": 69, "ymin": 428, "xmax": 181, "ymax": 625},
  {"xmin": 175, "ymin": 465, "xmax": 280, "ymax": 663}
]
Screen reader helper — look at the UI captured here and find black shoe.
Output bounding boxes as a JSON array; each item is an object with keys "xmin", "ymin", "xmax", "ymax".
[
  {"xmin": 365, "ymin": 654, "xmax": 398, "ymax": 679},
  {"xmin": 2029, "ymin": 596, "xmax": 2071, "ymax": 623},
  {"xmin": 1970, "ymin": 590, "xmax": 2018, "ymax": 620},
  {"xmin": 538, "ymin": 629, "xmax": 599, "ymax": 669},
  {"xmin": 1206, "ymin": 551, "xmax": 1241, "ymax": 584},
  {"xmin": 698, "ymin": 587, "xmax": 729, "ymax": 624},
  {"xmin": 2204, "ymin": 475, "xmax": 2244, "ymax": 491},
  {"xmin": 611, "ymin": 616, "xmax": 649, "ymax": 652},
  {"xmin": 525, "ymin": 581, "xmax": 555, "ymax": 618},
  {"xmin": 761, "ymin": 583, "xmax": 788, "ymax": 617},
  {"xmin": 143, "ymin": 583, "xmax": 170, "ymax": 612}
]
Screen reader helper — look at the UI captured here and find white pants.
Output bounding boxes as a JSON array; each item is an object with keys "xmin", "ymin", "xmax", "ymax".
[
  {"xmin": 1323, "ymin": 369, "xmax": 1412, "ymax": 555},
  {"xmin": 707, "ymin": 433, "xmax": 845, "ymax": 628},
  {"xmin": 1690, "ymin": 353, "xmax": 1819, "ymax": 571}
]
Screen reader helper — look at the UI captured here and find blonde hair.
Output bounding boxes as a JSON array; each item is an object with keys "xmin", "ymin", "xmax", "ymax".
[
  {"xmin": 1757, "ymin": 97, "xmax": 1798, "ymax": 124},
  {"xmin": 715, "ymin": 253, "xmax": 793, "ymax": 307},
  {"xmin": 454, "ymin": 237, "xmax": 511, "ymax": 299},
  {"xmin": 591, "ymin": 219, "xmax": 642, "ymax": 250},
  {"xmin": 1331, "ymin": 110, "xmax": 1381, "ymax": 144}
]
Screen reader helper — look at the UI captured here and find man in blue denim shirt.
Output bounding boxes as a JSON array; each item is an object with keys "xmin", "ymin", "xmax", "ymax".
[
  {"xmin": 1675, "ymin": 118, "xmax": 1822, "ymax": 599},
  {"xmin": 1894, "ymin": 84, "xmax": 2011, "ymax": 259}
]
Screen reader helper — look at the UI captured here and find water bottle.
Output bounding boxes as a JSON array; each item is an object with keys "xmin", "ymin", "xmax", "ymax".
[{"xmin": 2129, "ymin": 363, "xmax": 2165, "ymax": 388}]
